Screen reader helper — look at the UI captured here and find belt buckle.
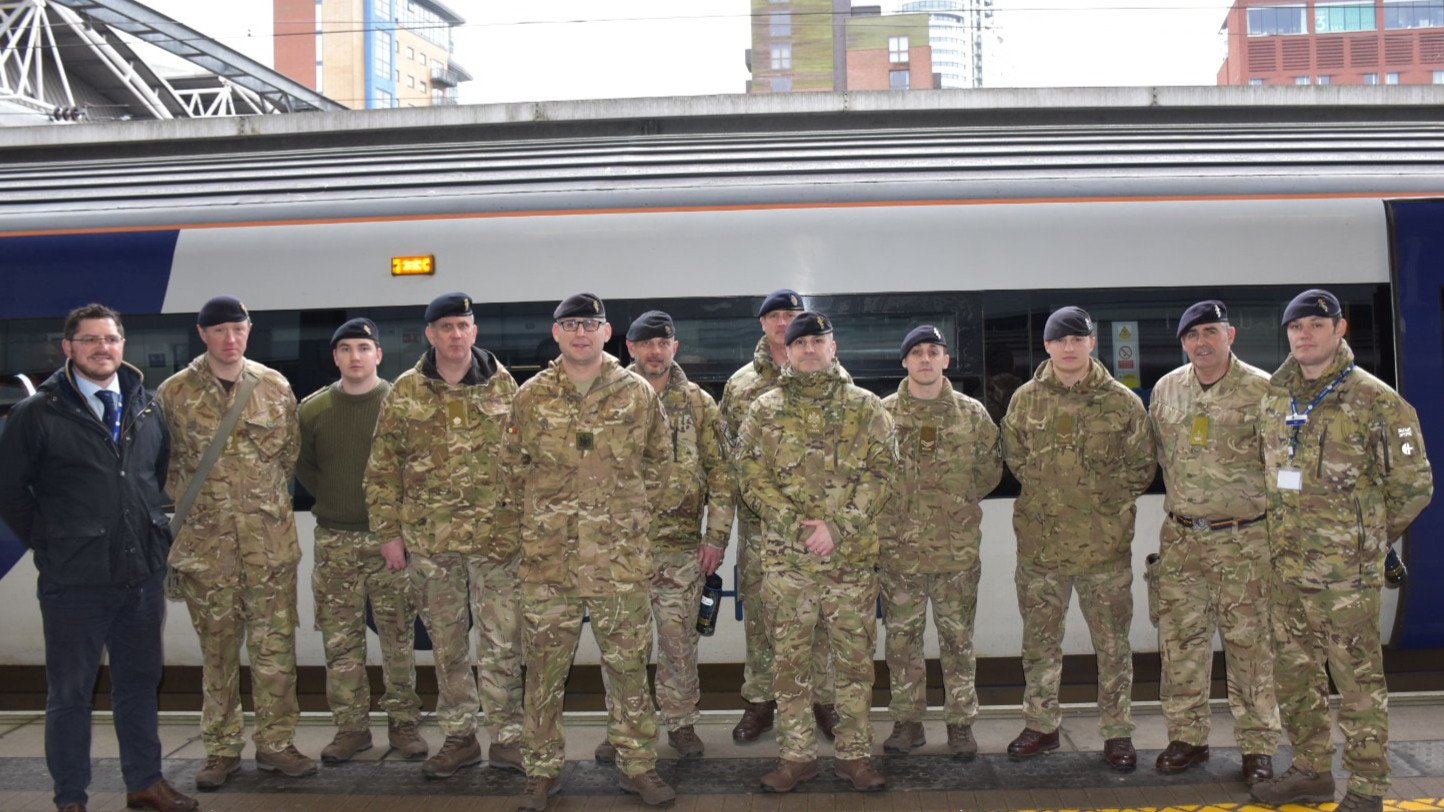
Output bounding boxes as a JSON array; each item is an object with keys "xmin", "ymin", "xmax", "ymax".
[{"xmin": 1192, "ymin": 518, "xmax": 1210, "ymax": 531}]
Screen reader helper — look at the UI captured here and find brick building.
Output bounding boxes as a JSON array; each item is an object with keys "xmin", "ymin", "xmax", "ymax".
[{"xmin": 748, "ymin": 0, "xmax": 936, "ymax": 93}]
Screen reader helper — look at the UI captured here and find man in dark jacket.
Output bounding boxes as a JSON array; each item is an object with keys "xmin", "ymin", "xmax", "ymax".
[{"xmin": 0, "ymin": 304, "xmax": 196, "ymax": 812}]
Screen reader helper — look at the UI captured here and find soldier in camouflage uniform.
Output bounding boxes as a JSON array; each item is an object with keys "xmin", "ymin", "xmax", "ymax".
[
  {"xmin": 158, "ymin": 296, "xmax": 317, "ymax": 789},
  {"xmin": 1001, "ymin": 306, "xmax": 1154, "ymax": 772},
  {"xmin": 736, "ymin": 312, "xmax": 896, "ymax": 794},
  {"xmin": 298, "ymin": 318, "xmax": 426, "ymax": 766},
  {"xmin": 364, "ymin": 293, "xmax": 525, "ymax": 780},
  {"xmin": 1251, "ymin": 289, "xmax": 1433, "ymax": 812},
  {"xmin": 505, "ymin": 293, "xmax": 676, "ymax": 811},
  {"xmin": 879, "ymin": 326, "xmax": 1002, "ymax": 760},
  {"xmin": 1148, "ymin": 301, "xmax": 1280, "ymax": 783},
  {"xmin": 719, "ymin": 289, "xmax": 837, "ymax": 744},
  {"xmin": 618, "ymin": 310, "xmax": 735, "ymax": 759}
]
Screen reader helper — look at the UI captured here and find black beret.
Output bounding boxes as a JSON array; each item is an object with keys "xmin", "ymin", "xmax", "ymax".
[
  {"xmin": 197, "ymin": 296, "xmax": 248, "ymax": 327},
  {"xmin": 900, "ymin": 324, "xmax": 947, "ymax": 360},
  {"xmin": 1281, "ymin": 288, "xmax": 1342, "ymax": 325},
  {"xmin": 1176, "ymin": 300, "xmax": 1228, "ymax": 339},
  {"xmin": 554, "ymin": 292, "xmax": 605, "ymax": 321},
  {"xmin": 425, "ymin": 292, "xmax": 473, "ymax": 323},
  {"xmin": 757, "ymin": 288, "xmax": 804, "ymax": 318},
  {"xmin": 626, "ymin": 310, "xmax": 675, "ymax": 342},
  {"xmin": 784, "ymin": 310, "xmax": 833, "ymax": 345},
  {"xmin": 1043, "ymin": 306, "xmax": 1094, "ymax": 342},
  {"xmin": 330, "ymin": 317, "xmax": 379, "ymax": 349}
]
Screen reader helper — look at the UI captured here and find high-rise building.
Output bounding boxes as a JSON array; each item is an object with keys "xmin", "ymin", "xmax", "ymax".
[
  {"xmin": 1218, "ymin": 0, "xmax": 1444, "ymax": 86},
  {"xmin": 274, "ymin": 0, "xmax": 471, "ymax": 109},
  {"xmin": 747, "ymin": 0, "xmax": 936, "ymax": 93},
  {"xmin": 897, "ymin": 0, "xmax": 994, "ymax": 89}
]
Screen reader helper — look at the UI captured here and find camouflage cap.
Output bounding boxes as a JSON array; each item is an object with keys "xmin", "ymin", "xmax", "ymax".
[
  {"xmin": 1043, "ymin": 306, "xmax": 1093, "ymax": 341},
  {"xmin": 784, "ymin": 310, "xmax": 833, "ymax": 345},
  {"xmin": 626, "ymin": 309, "xmax": 674, "ymax": 341},
  {"xmin": 901, "ymin": 324, "xmax": 947, "ymax": 360},
  {"xmin": 757, "ymin": 288, "xmax": 804, "ymax": 317},
  {"xmin": 554, "ymin": 292, "xmax": 605, "ymax": 321},
  {"xmin": 330, "ymin": 317, "xmax": 379, "ymax": 349},
  {"xmin": 1281, "ymin": 288, "xmax": 1341, "ymax": 325},
  {"xmin": 197, "ymin": 295, "xmax": 248, "ymax": 327},
  {"xmin": 1177, "ymin": 299, "xmax": 1227, "ymax": 339},
  {"xmin": 425, "ymin": 292, "xmax": 473, "ymax": 323}
]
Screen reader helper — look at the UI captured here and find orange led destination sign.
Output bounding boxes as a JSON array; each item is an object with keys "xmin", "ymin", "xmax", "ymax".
[{"xmin": 391, "ymin": 255, "xmax": 435, "ymax": 276}]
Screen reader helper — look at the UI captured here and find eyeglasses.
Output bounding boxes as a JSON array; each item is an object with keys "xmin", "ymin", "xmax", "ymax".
[
  {"xmin": 558, "ymin": 319, "xmax": 605, "ymax": 333},
  {"xmin": 69, "ymin": 335, "xmax": 124, "ymax": 347}
]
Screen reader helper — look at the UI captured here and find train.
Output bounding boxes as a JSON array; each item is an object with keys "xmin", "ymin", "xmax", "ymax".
[{"xmin": 2, "ymin": 86, "xmax": 1443, "ymax": 689}]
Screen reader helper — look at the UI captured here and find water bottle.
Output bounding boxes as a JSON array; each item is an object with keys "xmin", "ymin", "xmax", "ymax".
[
  {"xmin": 1385, "ymin": 547, "xmax": 1407, "ymax": 588},
  {"xmin": 696, "ymin": 574, "xmax": 723, "ymax": 636}
]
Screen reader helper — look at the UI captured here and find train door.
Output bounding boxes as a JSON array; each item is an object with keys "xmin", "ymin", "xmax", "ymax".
[
  {"xmin": 0, "ymin": 373, "xmax": 36, "ymax": 581},
  {"xmin": 1386, "ymin": 199, "xmax": 1444, "ymax": 649}
]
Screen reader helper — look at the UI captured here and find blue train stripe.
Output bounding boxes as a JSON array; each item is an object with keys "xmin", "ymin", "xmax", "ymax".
[{"xmin": 0, "ymin": 231, "xmax": 178, "ymax": 320}]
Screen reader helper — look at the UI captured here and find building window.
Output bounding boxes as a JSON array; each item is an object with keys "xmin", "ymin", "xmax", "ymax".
[
  {"xmin": 1294, "ymin": 75, "xmax": 1310, "ymax": 84},
  {"xmin": 374, "ymin": 31, "xmax": 392, "ymax": 78},
  {"xmin": 420, "ymin": 81, "xmax": 427, "ymax": 92},
  {"xmin": 406, "ymin": 75, "xmax": 415, "ymax": 88},
  {"xmin": 1249, "ymin": 77, "xmax": 1266, "ymax": 85},
  {"xmin": 1248, "ymin": 4, "xmax": 1307, "ymax": 35},
  {"xmin": 1386, "ymin": 71, "xmax": 1401, "ymax": 83},
  {"xmin": 1364, "ymin": 72, "xmax": 1379, "ymax": 83},
  {"xmin": 890, "ymin": 68, "xmax": 910, "ymax": 89},
  {"xmin": 770, "ymin": 76, "xmax": 792, "ymax": 92},
  {"xmin": 419, "ymin": 53, "xmax": 427, "ymax": 66},
  {"xmin": 1318, "ymin": 74, "xmax": 1333, "ymax": 84},
  {"xmin": 315, "ymin": 62, "xmax": 324, "ymax": 92},
  {"xmin": 770, "ymin": 12, "xmax": 791, "ymax": 37},
  {"xmin": 889, "ymin": 36, "xmax": 909, "ymax": 63},
  {"xmin": 1384, "ymin": 0, "xmax": 1444, "ymax": 29},
  {"xmin": 1435, "ymin": 69, "xmax": 1444, "ymax": 82},
  {"xmin": 394, "ymin": 69, "xmax": 400, "ymax": 80},
  {"xmin": 375, "ymin": 89, "xmax": 392, "ymax": 108},
  {"xmin": 1316, "ymin": 2, "xmax": 1376, "ymax": 33},
  {"xmin": 375, "ymin": 0, "xmax": 391, "ymax": 20},
  {"xmin": 771, "ymin": 43, "xmax": 792, "ymax": 70},
  {"xmin": 406, "ymin": 46, "xmax": 415, "ymax": 59}
]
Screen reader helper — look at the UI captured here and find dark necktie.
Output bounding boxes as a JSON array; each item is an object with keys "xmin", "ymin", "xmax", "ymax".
[{"xmin": 96, "ymin": 390, "xmax": 121, "ymax": 445}]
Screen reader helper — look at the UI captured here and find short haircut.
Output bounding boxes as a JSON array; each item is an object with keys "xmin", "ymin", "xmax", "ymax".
[{"xmin": 64, "ymin": 303, "xmax": 124, "ymax": 340}]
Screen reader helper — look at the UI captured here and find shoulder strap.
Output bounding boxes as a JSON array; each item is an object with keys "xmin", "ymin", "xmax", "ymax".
[{"xmin": 169, "ymin": 373, "xmax": 262, "ymax": 536}]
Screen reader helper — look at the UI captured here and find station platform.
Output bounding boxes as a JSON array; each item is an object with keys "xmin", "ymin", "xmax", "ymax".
[{"xmin": 4, "ymin": 695, "xmax": 1444, "ymax": 811}]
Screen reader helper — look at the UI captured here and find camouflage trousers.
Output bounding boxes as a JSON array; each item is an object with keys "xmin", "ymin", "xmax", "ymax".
[
  {"xmin": 880, "ymin": 566, "xmax": 980, "ymax": 726},
  {"xmin": 410, "ymin": 551, "xmax": 524, "ymax": 743},
  {"xmin": 737, "ymin": 508, "xmax": 833, "ymax": 704},
  {"xmin": 762, "ymin": 567, "xmax": 878, "ymax": 761},
  {"xmin": 1015, "ymin": 559, "xmax": 1134, "ymax": 739},
  {"xmin": 1272, "ymin": 578, "xmax": 1389, "ymax": 796},
  {"xmin": 311, "ymin": 527, "xmax": 421, "ymax": 731},
  {"xmin": 648, "ymin": 549, "xmax": 704, "ymax": 730},
  {"xmin": 1156, "ymin": 521, "xmax": 1279, "ymax": 753},
  {"xmin": 178, "ymin": 567, "xmax": 300, "ymax": 756},
  {"xmin": 521, "ymin": 582, "xmax": 657, "ymax": 778}
]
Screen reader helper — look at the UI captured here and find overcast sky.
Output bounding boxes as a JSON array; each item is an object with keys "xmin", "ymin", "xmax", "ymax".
[{"xmin": 141, "ymin": 0, "xmax": 1236, "ymax": 104}]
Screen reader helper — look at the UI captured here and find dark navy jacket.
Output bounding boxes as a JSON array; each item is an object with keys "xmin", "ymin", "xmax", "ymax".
[{"xmin": 0, "ymin": 361, "xmax": 172, "ymax": 586}]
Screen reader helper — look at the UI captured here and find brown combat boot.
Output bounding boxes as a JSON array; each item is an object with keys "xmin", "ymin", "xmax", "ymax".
[
  {"xmin": 594, "ymin": 739, "xmax": 617, "ymax": 764},
  {"xmin": 1337, "ymin": 790, "xmax": 1384, "ymax": 812},
  {"xmin": 422, "ymin": 733, "xmax": 482, "ymax": 779},
  {"xmin": 320, "ymin": 728, "xmax": 373, "ymax": 764},
  {"xmin": 667, "ymin": 725, "xmax": 704, "ymax": 758},
  {"xmin": 516, "ymin": 775, "xmax": 561, "ymax": 811},
  {"xmin": 256, "ymin": 744, "xmax": 319, "ymax": 777},
  {"xmin": 946, "ymin": 723, "xmax": 978, "ymax": 760},
  {"xmin": 388, "ymin": 720, "xmax": 428, "ymax": 760},
  {"xmin": 732, "ymin": 700, "xmax": 775, "ymax": 743},
  {"xmin": 193, "ymin": 754, "xmax": 240, "ymax": 790},
  {"xmin": 617, "ymin": 770, "xmax": 677, "ymax": 806},
  {"xmin": 883, "ymin": 720, "xmax": 926, "ymax": 754},
  {"xmin": 489, "ymin": 740, "xmax": 525, "ymax": 773},
  {"xmin": 813, "ymin": 702, "xmax": 839, "ymax": 741},
  {"xmin": 1250, "ymin": 766, "xmax": 1337, "ymax": 805},
  {"xmin": 834, "ymin": 757, "xmax": 886, "ymax": 792},
  {"xmin": 760, "ymin": 758, "xmax": 819, "ymax": 792}
]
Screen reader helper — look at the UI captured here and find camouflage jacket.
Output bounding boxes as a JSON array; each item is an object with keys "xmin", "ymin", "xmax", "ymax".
[
  {"xmin": 719, "ymin": 337, "xmax": 785, "ymax": 450},
  {"xmin": 158, "ymin": 356, "xmax": 299, "ymax": 582},
  {"xmin": 626, "ymin": 361, "xmax": 735, "ymax": 552},
  {"xmin": 1003, "ymin": 357, "xmax": 1154, "ymax": 574},
  {"xmin": 880, "ymin": 380, "xmax": 1002, "ymax": 574},
  {"xmin": 736, "ymin": 362, "xmax": 897, "ymax": 574},
  {"xmin": 1150, "ymin": 355, "xmax": 1272, "ymax": 522},
  {"xmin": 364, "ymin": 347, "xmax": 519, "ymax": 561},
  {"xmin": 1262, "ymin": 340, "xmax": 1433, "ymax": 590},
  {"xmin": 504, "ymin": 353, "xmax": 672, "ymax": 594}
]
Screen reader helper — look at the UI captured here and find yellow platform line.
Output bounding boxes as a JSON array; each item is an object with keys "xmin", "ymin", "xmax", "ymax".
[{"xmin": 1014, "ymin": 800, "xmax": 1444, "ymax": 812}]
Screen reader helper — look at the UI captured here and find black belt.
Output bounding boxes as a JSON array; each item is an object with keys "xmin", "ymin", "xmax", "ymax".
[{"xmin": 1168, "ymin": 512, "xmax": 1266, "ymax": 531}]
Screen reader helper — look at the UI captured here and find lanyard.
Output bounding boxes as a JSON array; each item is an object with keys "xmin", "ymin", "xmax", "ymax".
[{"xmin": 1287, "ymin": 363, "xmax": 1353, "ymax": 463}]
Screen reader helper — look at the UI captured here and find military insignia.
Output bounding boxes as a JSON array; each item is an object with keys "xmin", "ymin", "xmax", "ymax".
[
  {"xmin": 1054, "ymin": 413, "xmax": 1075, "ymax": 436},
  {"xmin": 1398, "ymin": 427, "xmax": 1414, "ymax": 438},
  {"xmin": 1403, "ymin": 442, "xmax": 1415, "ymax": 456},
  {"xmin": 447, "ymin": 400, "xmax": 465, "ymax": 426},
  {"xmin": 1213, "ymin": 304, "xmax": 1222, "ymax": 319},
  {"xmin": 789, "ymin": 294, "xmax": 798, "ymax": 306},
  {"xmin": 919, "ymin": 425, "xmax": 937, "ymax": 455},
  {"xmin": 1083, "ymin": 317, "xmax": 1093, "ymax": 331},
  {"xmin": 237, "ymin": 301, "xmax": 248, "ymax": 316},
  {"xmin": 815, "ymin": 315, "xmax": 825, "ymax": 329},
  {"xmin": 577, "ymin": 430, "xmax": 594, "ymax": 451},
  {"xmin": 363, "ymin": 324, "xmax": 373, "ymax": 336},
  {"xmin": 463, "ymin": 297, "xmax": 471, "ymax": 310},
  {"xmin": 1189, "ymin": 415, "xmax": 1210, "ymax": 447},
  {"xmin": 592, "ymin": 299, "xmax": 600, "ymax": 313},
  {"xmin": 1317, "ymin": 296, "xmax": 1328, "ymax": 312},
  {"xmin": 931, "ymin": 327, "xmax": 942, "ymax": 341}
]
